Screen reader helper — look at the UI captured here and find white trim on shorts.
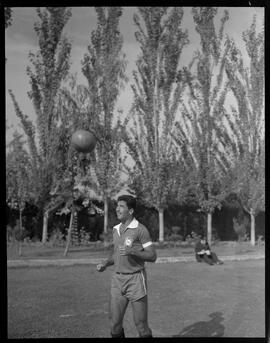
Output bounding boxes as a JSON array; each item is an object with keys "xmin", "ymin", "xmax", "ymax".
[{"xmin": 140, "ymin": 270, "xmax": 147, "ymax": 294}]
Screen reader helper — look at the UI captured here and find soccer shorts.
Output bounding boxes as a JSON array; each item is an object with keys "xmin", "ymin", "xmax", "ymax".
[{"xmin": 111, "ymin": 269, "xmax": 148, "ymax": 302}]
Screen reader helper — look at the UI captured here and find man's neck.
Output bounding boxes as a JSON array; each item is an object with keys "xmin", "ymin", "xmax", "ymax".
[{"xmin": 120, "ymin": 216, "xmax": 133, "ymax": 226}]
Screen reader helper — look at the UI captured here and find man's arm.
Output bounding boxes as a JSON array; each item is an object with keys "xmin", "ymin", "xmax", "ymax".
[
  {"xmin": 195, "ymin": 241, "xmax": 205, "ymax": 254},
  {"xmin": 119, "ymin": 244, "xmax": 157, "ymax": 262},
  {"xmin": 97, "ymin": 248, "xmax": 114, "ymax": 272}
]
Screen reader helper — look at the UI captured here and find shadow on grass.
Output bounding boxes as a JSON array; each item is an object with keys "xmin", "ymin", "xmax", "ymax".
[{"xmin": 173, "ymin": 312, "xmax": 225, "ymax": 337}]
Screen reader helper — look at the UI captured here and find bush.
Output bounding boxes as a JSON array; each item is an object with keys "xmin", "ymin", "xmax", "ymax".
[
  {"xmin": 171, "ymin": 226, "xmax": 181, "ymax": 235},
  {"xmin": 14, "ymin": 224, "xmax": 28, "ymax": 242},
  {"xmin": 80, "ymin": 227, "xmax": 91, "ymax": 246},
  {"xmin": 100, "ymin": 229, "xmax": 113, "ymax": 247},
  {"xmin": 233, "ymin": 217, "xmax": 248, "ymax": 242},
  {"xmin": 6, "ymin": 225, "xmax": 14, "ymax": 242},
  {"xmin": 155, "ymin": 241, "xmax": 169, "ymax": 248},
  {"xmin": 211, "ymin": 227, "xmax": 220, "ymax": 242},
  {"xmin": 166, "ymin": 234, "xmax": 183, "ymax": 242},
  {"xmin": 48, "ymin": 229, "xmax": 65, "ymax": 247}
]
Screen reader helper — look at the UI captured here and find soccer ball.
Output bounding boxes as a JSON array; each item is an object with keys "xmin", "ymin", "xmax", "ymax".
[{"xmin": 71, "ymin": 129, "xmax": 97, "ymax": 153}]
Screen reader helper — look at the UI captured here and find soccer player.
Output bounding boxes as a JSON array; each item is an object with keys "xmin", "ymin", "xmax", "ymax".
[{"xmin": 96, "ymin": 195, "xmax": 157, "ymax": 338}]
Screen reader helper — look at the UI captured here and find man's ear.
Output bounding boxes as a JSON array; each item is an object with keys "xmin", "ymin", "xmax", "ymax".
[{"xmin": 129, "ymin": 208, "xmax": 134, "ymax": 215}]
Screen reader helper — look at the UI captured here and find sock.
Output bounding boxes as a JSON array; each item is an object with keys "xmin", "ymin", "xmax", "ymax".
[
  {"xmin": 111, "ymin": 328, "xmax": 125, "ymax": 338},
  {"xmin": 140, "ymin": 329, "xmax": 152, "ymax": 338}
]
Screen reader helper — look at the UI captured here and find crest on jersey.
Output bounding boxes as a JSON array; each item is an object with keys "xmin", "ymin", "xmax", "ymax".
[{"xmin": 124, "ymin": 236, "xmax": 133, "ymax": 247}]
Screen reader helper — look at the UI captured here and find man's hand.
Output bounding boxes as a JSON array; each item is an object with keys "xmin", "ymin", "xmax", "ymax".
[
  {"xmin": 96, "ymin": 263, "xmax": 106, "ymax": 272},
  {"xmin": 119, "ymin": 245, "xmax": 134, "ymax": 256}
]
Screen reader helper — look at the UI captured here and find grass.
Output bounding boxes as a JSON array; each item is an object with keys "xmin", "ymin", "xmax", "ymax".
[
  {"xmin": 7, "ymin": 240, "xmax": 265, "ymax": 260},
  {"xmin": 7, "ymin": 259, "xmax": 265, "ymax": 338}
]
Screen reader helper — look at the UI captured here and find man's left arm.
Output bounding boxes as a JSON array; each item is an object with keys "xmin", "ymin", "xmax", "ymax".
[{"xmin": 123, "ymin": 244, "xmax": 157, "ymax": 262}]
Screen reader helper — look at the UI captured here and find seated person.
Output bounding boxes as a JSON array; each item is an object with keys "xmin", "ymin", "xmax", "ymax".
[{"xmin": 195, "ymin": 236, "xmax": 223, "ymax": 265}]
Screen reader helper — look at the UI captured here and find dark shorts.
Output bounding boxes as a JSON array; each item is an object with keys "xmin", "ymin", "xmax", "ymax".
[{"xmin": 111, "ymin": 269, "xmax": 147, "ymax": 302}]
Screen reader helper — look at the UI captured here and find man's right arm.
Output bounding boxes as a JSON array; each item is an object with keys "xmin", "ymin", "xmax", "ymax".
[{"xmin": 97, "ymin": 250, "xmax": 114, "ymax": 272}]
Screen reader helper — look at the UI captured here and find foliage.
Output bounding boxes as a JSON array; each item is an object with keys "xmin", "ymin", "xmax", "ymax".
[
  {"xmin": 8, "ymin": 8, "xmax": 73, "ymax": 241},
  {"xmin": 81, "ymin": 7, "xmax": 128, "ymax": 232},
  {"xmin": 13, "ymin": 223, "xmax": 28, "ymax": 242},
  {"xmin": 173, "ymin": 7, "xmax": 231, "ymax": 218},
  {"xmin": 233, "ymin": 217, "xmax": 249, "ymax": 242},
  {"xmin": 6, "ymin": 132, "xmax": 33, "ymax": 214},
  {"xmin": 122, "ymin": 7, "xmax": 189, "ymax": 216},
  {"xmin": 5, "ymin": 7, "xmax": 13, "ymax": 28},
  {"xmin": 224, "ymin": 16, "xmax": 265, "ymax": 217},
  {"xmin": 47, "ymin": 228, "xmax": 66, "ymax": 247},
  {"xmin": 79, "ymin": 227, "xmax": 91, "ymax": 245}
]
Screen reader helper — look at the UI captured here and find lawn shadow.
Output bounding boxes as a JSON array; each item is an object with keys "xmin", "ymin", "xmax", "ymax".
[{"xmin": 173, "ymin": 311, "xmax": 225, "ymax": 337}]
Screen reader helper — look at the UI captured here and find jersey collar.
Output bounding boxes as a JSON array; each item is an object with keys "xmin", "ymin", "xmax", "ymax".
[{"xmin": 113, "ymin": 218, "xmax": 139, "ymax": 236}]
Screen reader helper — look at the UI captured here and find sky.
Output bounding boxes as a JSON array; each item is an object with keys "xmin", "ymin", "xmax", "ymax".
[{"xmin": 5, "ymin": 6, "xmax": 264, "ymax": 145}]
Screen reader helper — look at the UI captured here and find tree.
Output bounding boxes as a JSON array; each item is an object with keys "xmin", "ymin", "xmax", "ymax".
[
  {"xmin": 224, "ymin": 16, "xmax": 264, "ymax": 245},
  {"xmin": 81, "ymin": 7, "xmax": 128, "ymax": 234},
  {"xmin": 5, "ymin": 7, "xmax": 13, "ymax": 28},
  {"xmin": 5, "ymin": 7, "xmax": 13, "ymax": 62},
  {"xmin": 8, "ymin": 7, "xmax": 72, "ymax": 243},
  {"xmin": 172, "ymin": 7, "xmax": 232, "ymax": 244},
  {"xmin": 6, "ymin": 132, "xmax": 32, "ymax": 255},
  {"xmin": 122, "ymin": 7, "xmax": 189, "ymax": 241}
]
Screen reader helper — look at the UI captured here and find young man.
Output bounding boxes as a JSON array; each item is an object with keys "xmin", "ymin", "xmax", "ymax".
[
  {"xmin": 195, "ymin": 236, "xmax": 223, "ymax": 265},
  {"xmin": 96, "ymin": 195, "xmax": 157, "ymax": 338}
]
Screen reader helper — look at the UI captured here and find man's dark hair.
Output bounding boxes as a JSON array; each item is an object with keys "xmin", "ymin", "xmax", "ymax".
[{"xmin": 117, "ymin": 195, "xmax": 136, "ymax": 211}]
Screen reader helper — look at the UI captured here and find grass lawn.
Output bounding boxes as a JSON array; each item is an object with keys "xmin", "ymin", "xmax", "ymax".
[
  {"xmin": 7, "ymin": 259, "xmax": 265, "ymax": 338},
  {"xmin": 7, "ymin": 240, "xmax": 265, "ymax": 260}
]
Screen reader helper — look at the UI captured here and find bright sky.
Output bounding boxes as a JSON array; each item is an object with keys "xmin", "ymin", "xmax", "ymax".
[{"xmin": 5, "ymin": 6, "xmax": 264, "ymax": 145}]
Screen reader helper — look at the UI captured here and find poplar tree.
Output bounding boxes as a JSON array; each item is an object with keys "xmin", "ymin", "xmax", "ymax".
[
  {"xmin": 224, "ymin": 16, "xmax": 264, "ymax": 245},
  {"xmin": 8, "ymin": 7, "xmax": 72, "ymax": 243},
  {"xmin": 81, "ymin": 7, "xmax": 128, "ymax": 234},
  {"xmin": 122, "ymin": 7, "xmax": 189, "ymax": 242},
  {"xmin": 173, "ymin": 7, "xmax": 231, "ymax": 244}
]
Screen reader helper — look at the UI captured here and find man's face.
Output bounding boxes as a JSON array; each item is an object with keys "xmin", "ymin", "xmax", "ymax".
[{"xmin": 116, "ymin": 200, "xmax": 133, "ymax": 222}]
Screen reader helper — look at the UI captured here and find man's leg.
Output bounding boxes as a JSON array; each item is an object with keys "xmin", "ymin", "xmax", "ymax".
[
  {"xmin": 110, "ymin": 294, "xmax": 129, "ymax": 337},
  {"xmin": 131, "ymin": 296, "xmax": 152, "ymax": 337},
  {"xmin": 196, "ymin": 254, "xmax": 203, "ymax": 262},
  {"xmin": 211, "ymin": 252, "xmax": 223, "ymax": 264},
  {"xmin": 203, "ymin": 255, "xmax": 214, "ymax": 265}
]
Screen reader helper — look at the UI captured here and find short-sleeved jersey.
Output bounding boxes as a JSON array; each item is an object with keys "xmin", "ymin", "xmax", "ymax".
[{"xmin": 113, "ymin": 218, "xmax": 153, "ymax": 273}]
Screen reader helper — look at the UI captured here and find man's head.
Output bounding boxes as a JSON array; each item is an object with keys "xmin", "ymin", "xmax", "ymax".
[
  {"xmin": 199, "ymin": 234, "xmax": 206, "ymax": 244},
  {"xmin": 116, "ymin": 195, "xmax": 136, "ymax": 222}
]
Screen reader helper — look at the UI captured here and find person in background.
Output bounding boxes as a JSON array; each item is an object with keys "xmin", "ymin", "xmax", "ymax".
[{"xmin": 195, "ymin": 235, "xmax": 223, "ymax": 265}]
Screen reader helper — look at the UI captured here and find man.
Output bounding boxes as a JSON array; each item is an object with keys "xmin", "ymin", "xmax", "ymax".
[
  {"xmin": 195, "ymin": 235, "xmax": 223, "ymax": 265},
  {"xmin": 96, "ymin": 195, "xmax": 157, "ymax": 338}
]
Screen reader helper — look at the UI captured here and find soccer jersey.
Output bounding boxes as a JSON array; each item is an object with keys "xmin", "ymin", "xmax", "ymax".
[{"xmin": 113, "ymin": 218, "xmax": 153, "ymax": 273}]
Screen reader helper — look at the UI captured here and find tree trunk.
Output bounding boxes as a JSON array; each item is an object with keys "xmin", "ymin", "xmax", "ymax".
[
  {"xmin": 64, "ymin": 208, "xmax": 74, "ymax": 257},
  {"xmin": 250, "ymin": 209, "xmax": 255, "ymax": 246},
  {"xmin": 207, "ymin": 212, "xmax": 212, "ymax": 244},
  {"xmin": 103, "ymin": 196, "xmax": 109, "ymax": 234},
  {"xmin": 42, "ymin": 210, "xmax": 49, "ymax": 244},
  {"xmin": 158, "ymin": 208, "xmax": 164, "ymax": 242},
  {"xmin": 18, "ymin": 209, "xmax": 23, "ymax": 257}
]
